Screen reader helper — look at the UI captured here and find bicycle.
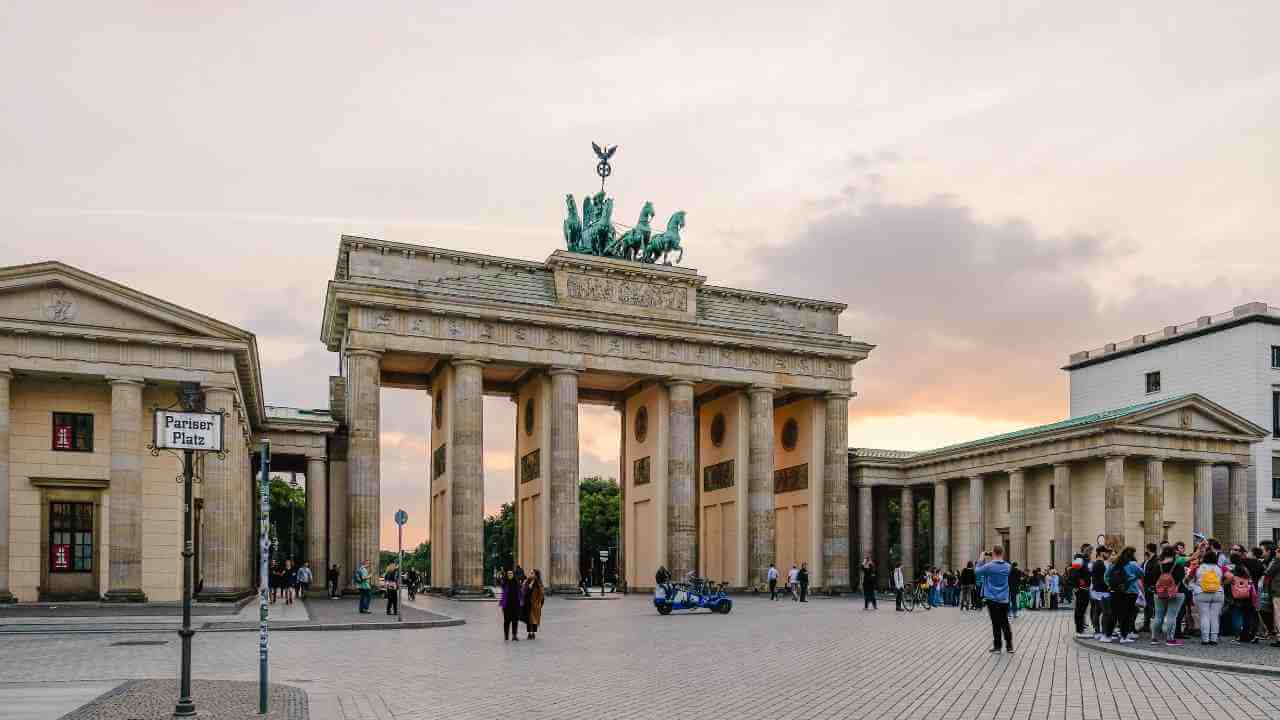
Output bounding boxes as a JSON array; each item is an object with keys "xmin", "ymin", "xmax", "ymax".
[{"xmin": 903, "ymin": 583, "xmax": 932, "ymax": 612}]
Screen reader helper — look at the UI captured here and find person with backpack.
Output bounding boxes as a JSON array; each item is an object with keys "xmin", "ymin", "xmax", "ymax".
[
  {"xmin": 1151, "ymin": 546, "xmax": 1186, "ymax": 646},
  {"xmin": 1191, "ymin": 546, "xmax": 1225, "ymax": 644},
  {"xmin": 1140, "ymin": 543, "xmax": 1160, "ymax": 634},
  {"xmin": 1090, "ymin": 547, "xmax": 1113, "ymax": 641},
  {"xmin": 1229, "ymin": 564, "xmax": 1259, "ymax": 644},
  {"xmin": 1265, "ymin": 547, "xmax": 1280, "ymax": 647},
  {"xmin": 1008, "ymin": 562, "xmax": 1023, "ymax": 620},
  {"xmin": 1106, "ymin": 546, "xmax": 1142, "ymax": 644},
  {"xmin": 1070, "ymin": 551, "xmax": 1093, "ymax": 637}
]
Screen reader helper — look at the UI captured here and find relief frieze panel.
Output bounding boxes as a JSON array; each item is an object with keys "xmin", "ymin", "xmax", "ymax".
[{"xmin": 565, "ymin": 272, "xmax": 688, "ymax": 312}]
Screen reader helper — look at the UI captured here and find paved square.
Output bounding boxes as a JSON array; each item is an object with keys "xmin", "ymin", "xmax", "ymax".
[{"xmin": 2, "ymin": 596, "xmax": 1278, "ymax": 720}]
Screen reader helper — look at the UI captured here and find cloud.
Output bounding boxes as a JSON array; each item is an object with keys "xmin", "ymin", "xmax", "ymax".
[{"xmin": 756, "ymin": 182, "xmax": 1258, "ymax": 424}]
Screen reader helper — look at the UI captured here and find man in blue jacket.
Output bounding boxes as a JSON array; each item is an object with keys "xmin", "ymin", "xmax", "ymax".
[{"xmin": 976, "ymin": 545, "xmax": 1014, "ymax": 654}]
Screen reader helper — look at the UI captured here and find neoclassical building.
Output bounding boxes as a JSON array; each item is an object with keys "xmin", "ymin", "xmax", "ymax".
[{"xmin": 849, "ymin": 394, "xmax": 1265, "ymax": 587}]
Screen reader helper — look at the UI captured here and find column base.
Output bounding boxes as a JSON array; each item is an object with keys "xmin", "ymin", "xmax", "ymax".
[
  {"xmin": 0, "ymin": 591, "xmax": 15, "ymax": 604},
  {"xmin": 548, "ymin": 584, "xmax": 584, "ymax": 595},
  {"xmin": 101, "ymin": 589, "xmax": 149, "ymax": 603},
  {"xmin": 195, "ymin": 587, "xmax": 255, "ymax": 602},
  {"xmin": 820, "ymin": 585, "xmax": 851, "ymax": 596}
]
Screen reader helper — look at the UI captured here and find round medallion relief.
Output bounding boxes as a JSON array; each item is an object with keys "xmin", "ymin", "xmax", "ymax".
[
  {"xmin": 709, "ymin": 412, "xmax": 726, "ymax": 447},
  {"xmin": 634, "ymin": 406, "xmax": 648, "ymax": 443},
  {"xmin": 524, "ymin": 398, "xmax": 535, "ymax": 437},
  {"xmin": 433, "ymin": 389, "xmax": 443, "ymax": 429},
  {"xmin": 781, "ymin": 418, "xmax": 799, "ymax": 451}
]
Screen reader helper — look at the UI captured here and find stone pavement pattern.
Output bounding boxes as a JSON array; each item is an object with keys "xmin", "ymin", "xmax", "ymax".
[
  {"xmin": 57, "ymin": 679, "xmax": 307, "ymax": 720},
  {"xmin": 2, "ymin": 596, "xmax": 1279, "ymax": 720}
]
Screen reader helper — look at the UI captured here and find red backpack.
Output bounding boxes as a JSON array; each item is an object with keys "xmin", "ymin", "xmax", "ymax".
[
  {"xmin": 1230, "ymin": 575, "xmax": 1253, "ymax": 601},
  {"xmin": 1154, "ymin": 566, "xmax": 1179, "ymax": 600}
]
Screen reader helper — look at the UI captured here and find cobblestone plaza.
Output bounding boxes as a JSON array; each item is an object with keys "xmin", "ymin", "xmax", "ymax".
[{"xmin": 3, "ymin": 597, "xmax": 1278, "ymax": 719}]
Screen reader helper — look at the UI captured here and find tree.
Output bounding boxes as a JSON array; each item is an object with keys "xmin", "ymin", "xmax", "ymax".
[
  {"xmin": 580, "ymin": 476, "xmax": 620, "ymax": 584},
  {"xmin": 483, "ymin": 502, "xmax": 515, "ymax": 583},
  {"xmin": 267, "ymin": 476, "xmax": 305, "ymax": 563}
]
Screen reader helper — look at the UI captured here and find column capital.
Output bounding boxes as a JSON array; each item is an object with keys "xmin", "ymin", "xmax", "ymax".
[
  {"xmin": 344, "ymin": 348, "xmax": 383, "ymax": 360},
  {"xmin": 1195, "ymin": 460, "xmax": 1217, "ymax": 469},
  {"xmin": 664, "ymin": 376, "xmax": 698, "ymax": 388},
  {"xmin": 548, "ymin": 365, "xmax": 582, "ymax": 376},
  {"xmin": 933, "ymin": 478, "xmax": 948, "ymax": 488},
  {"xmin": 1052, "ymin": 462, "xmax": 1072, "ymax": 470},
  {"xmin": 1228, "ymin": 461, "xmax": 1251, "ymax": 470},
  {"xmin": 967, "ymin": 473, "xmax": 985, "ymax": 481},
  {"xmin": 823, "ymin": 390, "xmax": 852, "ymax": 401},
  {"xmin": 1102, "ymin": 453, "xmax": 1129, "ymax": 460},
  {"xmin": 105, "ymin": 376, "xmax": 146, "ymax": 387},
  {"xmin": 1144, "ymin": 455, "xmax": 1167, "ymax": 464},
  {"xmin": 304, "ymin": 454, "xmax": 328, "ymax": 463},
  {"xmin": 0, "ymin": 368, "xmax": 12, "ymax": 380},
  {"xmin": 1006, "ymin": 467, "xmax": 1026, "ymax": 476},
  {"xmin": 746, "ymin": 384, "xmax": 778, "ymax": 398},
  {"xmin": 450, "ymin": 356, "xmax": 486, "ymax": 369},
  {"xmin": 201, "ymin": 384, "xmax": 237, "ymax": 395}
]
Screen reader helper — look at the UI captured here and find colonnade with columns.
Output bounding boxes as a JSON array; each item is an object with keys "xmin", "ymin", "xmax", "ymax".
[{"xmin": 855, "ymin": 455, "xmax": 1254, "ymax": 586}]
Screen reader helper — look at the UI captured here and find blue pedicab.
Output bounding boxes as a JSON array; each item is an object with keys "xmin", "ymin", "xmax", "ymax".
[{"xmin": 652, "ymin": 568, "xmax": 733, "ymax": 615}]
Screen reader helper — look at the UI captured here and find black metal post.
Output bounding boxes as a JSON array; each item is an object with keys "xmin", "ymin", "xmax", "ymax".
[
  {"xmin": 259, "ymin": 442, "xmax": 271, "ymax": 715},
  {"xmin": 173, "ymin": 449, "xmax": 196, "ymax": 718}
]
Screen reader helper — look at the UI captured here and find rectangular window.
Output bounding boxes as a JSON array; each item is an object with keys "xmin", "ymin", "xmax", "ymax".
[
  {"xmin": 1273, "ymin": 465, "xmax": 1280, "ymax": 500},
  {"xmin": 1145, "ymin": 371, "xmax": 1161, "ymax": 394},
  {"xmin": 52, "ymin": 413, "xmax": 93, "ymax": 452},
  {"xmin": 1049, "ymin": 484, "xmax": 1056, "ymax": 510},
  {"xmin": 1272, "ymin": 345, "xmax": 1280, "ymax": 369},
  {"xmin": 1006, "ymin": 489, "xmax": 1011, "ymax": 512},
  {"xmin": 49, "ymin": 502, "xmax": 93, "ymax": 572},
  {"xmin": 1274, "ymin": 392, "xmax": 1279, "ymax": 438}
]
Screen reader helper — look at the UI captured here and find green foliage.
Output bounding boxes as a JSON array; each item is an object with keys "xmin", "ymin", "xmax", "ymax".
[
  {"xmin": 267, "ymin": 476, "xmax": 305, "ymax": 562},
  {"xmin": 579, "ymin": 476, "xmax": 620, "ymax": 555},
  {"xmin": 483, "ymin": 501, "xmax": 515, "ymax": 583}
]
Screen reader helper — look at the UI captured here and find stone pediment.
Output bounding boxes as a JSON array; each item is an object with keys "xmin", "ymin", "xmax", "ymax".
[
  {"xmin": 1120, "ymin": 395, "xmax": 1266, "ymax": 438},
  {"xmin": 0, "ymin": 262, "xmax": 252, "ymax": 341}
]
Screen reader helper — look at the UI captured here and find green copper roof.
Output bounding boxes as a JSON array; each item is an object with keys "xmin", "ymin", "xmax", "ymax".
[{"xmin": 853, "ymin": 394, "xmax": 1195, "ymax": 460}]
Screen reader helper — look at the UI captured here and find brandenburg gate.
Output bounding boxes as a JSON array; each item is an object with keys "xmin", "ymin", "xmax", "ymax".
[{"xmin": 321, "ymin": 196, "xmax": 870, "ymax": 594}]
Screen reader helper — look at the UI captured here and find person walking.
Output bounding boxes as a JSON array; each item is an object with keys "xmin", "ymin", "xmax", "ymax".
[
  {"xmin": 1008, "ymin": 562, "xmax": 1022, "ymax": 620},
  {"xmin": 976, "ymin": 546, "xmax": 1014, "ymax": 654},
  {"xmin": 1047, "ymin": 567, "xmax": 1061, "ymax": 610},
  {"xmin": 282, "ymin": 560, "xmax": 296, "ymax": 606},
  {"xmin": 1191, "ymin": 545, "xmax": 1225, "ymax": 645},
  {"xmin": 384, "ymin": 563, "xmax": 400, "ymax": 616},
  {"xmin": 862, "ymin": 556, "xmax": 878, "ymax": 610},
  {"xmin": 1151, "ymin": 546, "xmax": 1186, "ymax": 646},
  {"xmin": 767, "ymin": 563, "xmax": 779, "ymax": 600},
  {"xmin": 524, "ymin": 570, "xmax": 545, "ymax": 639},
  {"xmin": 893, "ymin": 562, "xmax": 905, "ymax": 611},
  {"xmin": 788, "ymin": 564, "xmax": 800, "ymax": 602},
  {"xmin": 296, "ymin": 561, "xmax": 313, "ymax": 600},
  {"xmin": 499, "ymin": 569, "xmax": 523, "ymax": 642},
  {"xmin": 355, "ymin": 560, "xmax": 373, "ymax": 614},
  {"xmin": 1140, "ymin": 543, "xmax": 1159, "ymax": 633},
  {"xmin": 327, "ymin": 563, "xmax": 340, "ymax": 599},
  {"xmin": 798, "ymin": 563, "xmax": 810, "ymax": 602}
]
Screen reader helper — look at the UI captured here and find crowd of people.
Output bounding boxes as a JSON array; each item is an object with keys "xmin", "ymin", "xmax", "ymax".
[
  {"xmin": 765, "ymin": 562, "xmax": 812, "ymax": 601},
  {"xmin": 266, "ymin": 559, "xmax": 314, "ymax": 605},
  {"xmin": 1067, "ymin": 538, "xmax": 1280, "ymax": 648}
]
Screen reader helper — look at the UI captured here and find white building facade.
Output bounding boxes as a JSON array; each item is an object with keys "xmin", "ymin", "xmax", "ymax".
[{"xmin": 1066, "ymin": 301, "xmax": 1280, "ymax": 547}]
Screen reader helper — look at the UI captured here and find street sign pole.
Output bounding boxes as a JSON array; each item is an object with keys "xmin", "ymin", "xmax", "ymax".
[
  {"xmin": 394, "ymin": 509, "xmax": 408, "ymax": 621},
  {"xmin": 258, "ymin": 441, "xmax": 271, "ymax": 715},
  {"xmin": 173, "ymin": 448, "xmax": 196, "ymax": 718}
]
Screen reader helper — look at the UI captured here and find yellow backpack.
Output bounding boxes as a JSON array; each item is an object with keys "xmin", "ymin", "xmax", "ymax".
[{"xmin": 1200, "ymin": 566, "xmax": 1220, "ymax": 594}]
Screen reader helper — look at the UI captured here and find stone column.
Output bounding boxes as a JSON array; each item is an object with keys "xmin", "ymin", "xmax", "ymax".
[
  {"xmin": 306, "ymin": 455, "xmax": 328, "ymax": 571},
  {"xmin": 104, "ymin": 377, "xmax": 146, "ymax": 602},
  {"xmin": 822, "ymin": 392, "xmax": 850, "ymax": 591},
  {"xmin": 327, "ymin": 431, "xmax": 349, "ymax": 591},
  {"xmin": 345, "ymin": 349, "xmax": 381, "ymax": 587},
  {"xmin": 198, "ymin": 386, "xmax": 241, "ymax": 598},
  {"xmin": 1103, "ymin": 455, "xmax": 1126, "ymax": 551},
  {"xmin": 1008, "ymin": 468, "xmax": 1025, "ymax": 566},
  {"xmin": 933, "ymin": 480, "xmax": 949, "ymax": 571},
  {"xmin": 746, "ymin": 386, "xmax": 775, "ymax": 589},
  {"xmin": 1143, "ymin": 457, "xmax": 1165, "ymax": 548},
  {"xmin": 1052, "ymin": 464, "xmax": 1071, "ymax": 568},
  {"xmin": 1193, "ymin": 461, "xmax": 1214, "ymax": 537},
  {"xmin": 857, "ymin": 485, "xmax": 873, "ymax": 571},
  {"xmin": 968, "ymin": 475, "xmax": 985, "ymax": 561},
  {"xmin": 666, "ymin": 378, "xmax": 697, "ymax": 579},
  {"xmin": 1228, "ymin": 464, "xmax": 1249, "ymax": 547},
  {"xmin": 899, "ymin": 486, "xmax": 915, "ymax": 582},
  {"xmin": 548, "ymin": 367, "xmax": 581, "ymax": 592},
  {"xmin": 0, "ymin": 370, "xmax": 12, "ymax": 602},
  {"xmin": 450, "ymin": 358, "xmax": 486, "ymax": 592}
]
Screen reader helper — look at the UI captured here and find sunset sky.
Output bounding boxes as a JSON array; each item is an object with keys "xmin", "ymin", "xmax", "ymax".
[{"xmin": 3, "ymin": 4, "xmax": 1277, "ymax": 549}]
